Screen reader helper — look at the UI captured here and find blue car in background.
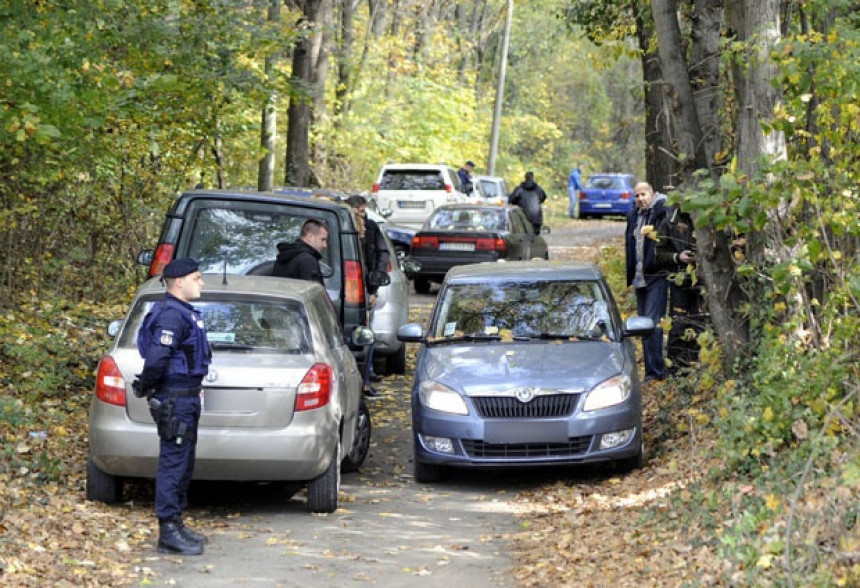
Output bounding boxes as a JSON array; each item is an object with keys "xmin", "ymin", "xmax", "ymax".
[{"xmin": 579, "ymin": 173, "xmax": 636, "ymax": 218}]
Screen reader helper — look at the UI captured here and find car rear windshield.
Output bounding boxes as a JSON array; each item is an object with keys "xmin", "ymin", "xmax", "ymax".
[
  {"xmin": 427, "ymin": 208, "xmax": 508, "ymax": 231},
  {"xmin": 430, "ymin": 280, "xmax": 614, "ymax": 341},
  {"xmin": 478, "ymin": 180, "xmax": 504, "ymax": 198},
  {"xmin": 585, "ymin": 176, "xmax": 628, "ymax": 189},
  {"xmin": 380, "ymin": 170, "xmax": 446, "ymax": 190},
  {"xmin": 120, "ymin": 295, "xmax": 313, "ymax": 354},
  {"xmin": 178, "ymin": 199, "xmax": 341, "ymax": 287}
]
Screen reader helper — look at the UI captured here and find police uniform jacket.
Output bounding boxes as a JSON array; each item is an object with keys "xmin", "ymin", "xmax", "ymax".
[{"xmin": 138, "ymin": 293, "xmax": 212, "ymax": 391}]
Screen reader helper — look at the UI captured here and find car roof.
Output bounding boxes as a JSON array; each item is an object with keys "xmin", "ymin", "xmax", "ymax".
[
  {"xmin": 433, "ymin": 203, "xmax": 509, "ymax": 210},
  {"xmin": 587, "ymin": 173, "xmax": 635, "ymax": 179},
  {"xmin": 379, "ymin": 163, "xmax": 452, "ymax": 171},
  {"xmin": 444, "ymin": 260, "xmax": 604, "ymax": 283},
  {"xmin": 171, "ymin": 189, "xmax": 355, "ymax": 218},
  {"xmin": 135, "ymin": 274, "xmax": 324, "ymax": 303}
]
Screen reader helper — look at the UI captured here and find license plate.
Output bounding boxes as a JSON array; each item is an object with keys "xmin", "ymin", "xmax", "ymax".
[
  {"xmin": 398, "ymin": 200, "xmax": 426, "ymax": 209},
  {"xmin": 594, "ymin": 203, "xmax": 612, "ymax": 208},
  {"xmin": 439, "ymin": 242, "xmax": 475, "ymax": 252},
  {"xmin": 484, "ymin": 420, "xmax": 568, "ymax": 443}
]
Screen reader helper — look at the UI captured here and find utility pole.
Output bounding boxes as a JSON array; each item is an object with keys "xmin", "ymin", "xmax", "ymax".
[{"xmin": 488, "ymin": 0, "xmax": 513, "ymax": 175}]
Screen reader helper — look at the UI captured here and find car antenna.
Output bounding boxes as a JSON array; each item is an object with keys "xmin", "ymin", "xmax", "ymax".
[{"xmin": 222, "ymin": 252, "xmax": 228, "ymax": 285}]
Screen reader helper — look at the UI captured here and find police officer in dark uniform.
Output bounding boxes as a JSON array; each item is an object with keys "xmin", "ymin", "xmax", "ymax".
[{"xmin": 134, "ymin": 257, "xmax": 211, "ymax": 556}]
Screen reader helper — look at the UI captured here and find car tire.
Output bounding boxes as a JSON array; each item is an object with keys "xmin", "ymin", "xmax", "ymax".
[
  {"xmin": 342, "ymin": 400, "xmax": 372, "ymax": 473},
  {"xmin": 414, "ymin": 277, "xmax": 431, "ymax": 295},
  {"xmin": 86, "ymin": 455, "xmax": 123, "ymax": 503},
  {"xmin": 307, "ymin": 441, "xmax": 341, "ymax": 513},
  {"xmin": 413, "ymin": 447, "xmax": 444, "ymax": 483},
  {"xmin": 386, "ymin": 344, "xmax": 407, "ymax": 375}
]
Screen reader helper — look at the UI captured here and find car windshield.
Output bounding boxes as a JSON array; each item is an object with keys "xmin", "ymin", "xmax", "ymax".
[
  {"xmin": 429, "ymin": 280, "xmax": 613, "ymax": 342},
  {"xmin": 585, "ymin": 177, "xmax": 627, "ymax": 189},
  {"xmin": 121, "ymin": 296, "xmax": 313, "ymax": 354},
  {"xmin": 380, "ymin": 170, "xmax": 445, "ymax": 190},
  {"xmin": 426, "ymin": 208, "xmax": 507, "ymax": 231}
]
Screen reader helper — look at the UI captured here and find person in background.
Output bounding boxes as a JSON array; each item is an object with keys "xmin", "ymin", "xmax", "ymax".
[
  {"xmin": 458, "ymin": 161, "xmax": 475, "ymax": 195},
  {"xmin": 509, "ymin": 171, "xmax": 548, "ymax": 235},
  {"xmin": 568, "ymin": 163, "xmax": 583, "ymax": 219},
  {"xmin": 625, "ymin": 182, "xmax": 670, "ymax": 383},
  {"xmin": 134, "ymin": 257, "xmax": 211, "ymax": 556},
  {"xmin": 656, "ymin": 204, "xmax": 704, "ymax": 373},
  {"xmin": 271, "ymin": 218, "xmax": 329, "ymax": 286},
  {"xmin": 346, "ymin": 195, "xmax": 391, "ymax": 396}
]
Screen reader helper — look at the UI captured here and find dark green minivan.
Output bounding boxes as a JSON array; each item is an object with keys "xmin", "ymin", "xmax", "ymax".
[{"xmin": 138, "ymin": 189, "xmax": 374, "ymax": 366}]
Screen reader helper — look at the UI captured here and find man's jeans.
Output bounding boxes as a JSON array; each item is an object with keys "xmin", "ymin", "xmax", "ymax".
[
  {"xmin": 636, "ymin": 278, "xmax": 668, "ymax": 380},
  {"xmin": 568, "ymin": 187, "xmax": 580, "ymax": 218}
]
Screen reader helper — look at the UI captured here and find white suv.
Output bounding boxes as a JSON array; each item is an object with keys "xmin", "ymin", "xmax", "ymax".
[{"xmin": 371, "ymin": 163, "xmax": 468, "ymax": 229}]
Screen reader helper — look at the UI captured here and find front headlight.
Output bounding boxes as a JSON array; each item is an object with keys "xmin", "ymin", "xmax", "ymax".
[
  {"xmin": 582, "ymin": 375, "xmax": 631, "ymax": 411},
  {"xmin": 418, "ymin": 381, "xmax": 469, "ymax": 415}
]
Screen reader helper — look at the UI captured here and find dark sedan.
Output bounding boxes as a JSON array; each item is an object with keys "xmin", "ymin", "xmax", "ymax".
[
  {"xmin": 396, "ymin": 261, "xmax": 655, "ymax": 483},
  {"xmin": 407, "ymin": 204, "xmax": 549, "ymax": 294}
]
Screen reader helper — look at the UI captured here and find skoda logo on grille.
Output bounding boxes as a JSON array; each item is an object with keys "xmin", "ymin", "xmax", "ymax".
[
  {"xmin": 514, "ymin": 387, "xmax": 538, "ymax": 403},
  {"xmin": 204, "ymin": 369, "xmax": 218, "ymax": 384}
]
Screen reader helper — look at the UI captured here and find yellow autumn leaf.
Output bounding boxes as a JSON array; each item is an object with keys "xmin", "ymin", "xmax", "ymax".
[
  {"xmin": 763, "ymin": 406, "xmax": 774, "ymax": 422},
  {"xmin": 756, "ymin": 554, "xmax": 774, "ymax": 569},
  {"xmin": 765, "ymin": 494, "xmax": 780, "ymax": 510}
]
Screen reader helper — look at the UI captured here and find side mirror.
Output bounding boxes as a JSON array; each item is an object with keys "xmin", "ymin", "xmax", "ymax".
[
  {"xmin": 367, "ymin": 269, "xmax": 391, "ymax": 288},
  {"xmin": 400, "ymin": 258, "xmax": 422, "ymax": 280},
  {"xmin": 622, "ymin": 316, "xmax": 655, "ymax": 338},
  {"xmin": 396, "ymin": 323, "xmax": 425, "ymax": 342},
  {"xmin": 107, "ymin": 319, "xmax": 124, "ymax": 338},
  {"xmin": 350, "ymin": 326, "xmax": 375, "ymax": 346},
  {"xmin": 137, "ymin": 250, "xmax": 154, "ymax": 266},
  {"xmin": 379, "ymin": 208, "xmax": 393, "ymax": 219},
  {"xmin": 320, "ymin": 261, "xmax": 335, "ymax": 279}
]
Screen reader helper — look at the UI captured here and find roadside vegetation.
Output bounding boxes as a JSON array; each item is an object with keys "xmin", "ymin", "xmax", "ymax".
[{"xmin": 1, "ymin": 1, "xmax": 857, "ymax": 585}]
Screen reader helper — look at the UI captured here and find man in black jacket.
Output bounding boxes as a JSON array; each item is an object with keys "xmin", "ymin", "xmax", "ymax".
[
  {"xmin": 509, "ymin": 171, "xmax": 547, "ymax": 234},
  {"xmin": 625, "ymin": 182, "xmax": 670, "ymax": 382},
  {"xmin": 272, "ymin": 218, "xmax": 329, "ymax": 285},
  {"xmin": 346, "ymin": 195, "xmax": 391, "ymax": 393}
]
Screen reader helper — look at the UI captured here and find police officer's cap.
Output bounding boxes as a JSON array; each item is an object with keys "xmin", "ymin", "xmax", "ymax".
[
  {"xmin": 465, "ymin": 160, "xmax": 475, "ymax": 167},
  {"xmin": 162, "ymin": 258, "xmax": 199, "ymax": 278}
]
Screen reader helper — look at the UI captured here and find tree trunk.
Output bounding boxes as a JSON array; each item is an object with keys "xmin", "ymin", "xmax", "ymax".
[
  {"xmin": 651, "ymin": 0, "xmax": 749, "ymax": 368},
  {"xmin": 310, "ymin": 0, "xmax": 333, "ymax": 186},
  {"xmin": 258, "ymin": 0, "xmax": 281, "ymax": 192},
  {"xmin": 285, "ymin": 0, "xmax": 327, "ymax": 187}
]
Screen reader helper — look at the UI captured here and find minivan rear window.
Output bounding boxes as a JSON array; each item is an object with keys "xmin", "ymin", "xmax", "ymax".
[
  {"xmin": 381, "ymin": 170, "xmax": 445, "ymax": 191},
  {"xmin": 179, "ymin": 200, "xmax": 340, "ymax": 286}
]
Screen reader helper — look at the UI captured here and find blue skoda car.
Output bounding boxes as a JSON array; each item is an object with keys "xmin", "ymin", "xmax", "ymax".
[
  {"xmin": 396, "ymin": 261, "xmax": 654, "ymax": 482},
  {"xmin": 579, "ymin": 173, "xmax": 636, "ymax": 218}
]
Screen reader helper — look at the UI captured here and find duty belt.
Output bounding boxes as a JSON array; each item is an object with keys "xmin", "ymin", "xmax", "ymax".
[{"xmin": 159, "ymin": 387, "xmax": 202, "ymax": 398}]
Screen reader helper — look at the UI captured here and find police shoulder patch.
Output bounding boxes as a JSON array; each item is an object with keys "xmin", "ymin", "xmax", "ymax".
[{"xmin": 159, "ymin": 330, "xmax": 175, "ymax": 346}]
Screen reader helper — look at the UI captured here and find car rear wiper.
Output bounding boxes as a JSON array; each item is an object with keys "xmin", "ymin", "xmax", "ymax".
[{"xmin": 210, "ymin": 342, "xmax": 259, "ymax": 351}]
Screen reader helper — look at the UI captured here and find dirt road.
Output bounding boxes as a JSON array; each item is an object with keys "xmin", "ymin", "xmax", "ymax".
[{"xmin": 142, "ymin": 219, "xmax": 626, "ymax": 587}]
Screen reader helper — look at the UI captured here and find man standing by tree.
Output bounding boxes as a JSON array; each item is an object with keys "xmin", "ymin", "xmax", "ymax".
[
  {"xmin": 458, "ymin": 161, "xmax": 475, "ymax": 195},
  {"xmin": 625, "ymin": 182, "xmax": 670, "ymax": 382},
  {"xmin": 568, "ymin": 162, "xmax": 583, "ymax": 218},
  {"xmin": 510, "ymin": 171, "xmax": 547, "ymax": 235}
]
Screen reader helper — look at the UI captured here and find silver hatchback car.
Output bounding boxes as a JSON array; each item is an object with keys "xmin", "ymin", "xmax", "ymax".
[{"xmin": 87, "ymin": 275, "xmax": 371, "ymax": 513}]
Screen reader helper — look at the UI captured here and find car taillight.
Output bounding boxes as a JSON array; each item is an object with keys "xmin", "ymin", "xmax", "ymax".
[
  {"xmin": 445, "ymin": 184, "xmax": 452, "ymax": 193},
  {"xmin": 94, "ymin": 356, "xmax": 127, "ymax": 407},
  {"xmin": 372, "ymin": 183, "xmax": 380, "ymax": 193},
  {"xmin": 620, "ymin": 191, "xmax": 632, "ymax": 200},
  {"xmin": 579, "ymin": 192, "xmax": 588, "ymax": 200},
  {"xmin": 386, "ymin": 260, "xmax": 393, "ymax": 272},
  {"xmin": 296, "ymin": 363, "xmax": 333, "ymax": 411},
  {"xmin": 476, "ymin": 237, "xmax": 506, "ymax": 252},
  {"xmin": 345, "ymin": 260, "xmax": 366, "ymax": 305},
  {"xmin": 413, "ymin": 235, "xmax": 439, "ymax": 250},
  {"xmin": 150, "ymin": 244, "xmax": 175, "ymax": 277}
]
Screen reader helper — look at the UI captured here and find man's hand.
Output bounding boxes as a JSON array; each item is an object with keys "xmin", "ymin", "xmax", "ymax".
[
  {"xmin": 679, "ymin": 250, "xmax": 696, "ymax": 264},
  {"xmin": 132, "ymin": 376, "xmax": 158, "ymax": 398}
]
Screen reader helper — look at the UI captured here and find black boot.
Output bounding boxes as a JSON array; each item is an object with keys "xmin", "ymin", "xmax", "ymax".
[
  {"xmin": 178, "ymin": 517, "xmax": 208, "ymax": 544},
  {"xmin": 158, "ymin": 518, "xmax": 204, "ymax": 555}
]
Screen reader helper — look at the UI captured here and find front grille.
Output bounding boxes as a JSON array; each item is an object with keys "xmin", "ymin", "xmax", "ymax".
[
  {"xmin": 462, "ymin": 436, "xmax": 592, "ymax": 459},
  {"xmin": 472, "ymin": 394, "xmax": 578, "ymax": 418}
]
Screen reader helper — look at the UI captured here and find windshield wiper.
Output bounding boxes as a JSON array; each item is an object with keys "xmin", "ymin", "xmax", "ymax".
[
  {"xmin": 430, "ymin": 334, "xmax": 501, "ymax": 344},
  {"xmin": 513, "ymin": 332, "xmax": 604, "ymax": 342}
]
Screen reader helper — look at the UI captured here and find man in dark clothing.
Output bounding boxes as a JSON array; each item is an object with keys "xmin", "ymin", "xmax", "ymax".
[
  {"xmin": 656, "ymin": 205, "xmax": 704, "ymax": 373},
  {"xmin": 272, "ymin": 218, "xmax": 329, "ymax": 285},
  {"xmin": 458, "ymin": 161, "xmax": 475, "ymax": 195},
  {"xmin": 625, "ymin": 182, "xmax": 670, "ymax": 382},
  {"xmin": 509, "ymin": 171, "xmax": 547, "ymax": 234},
  {"xmin": 135, "ymin": 257, "xmax": 211, "ymax": 556},
  {"xmin": 346, "ymin": 195, "xmax": 391, "ymax": 393}
]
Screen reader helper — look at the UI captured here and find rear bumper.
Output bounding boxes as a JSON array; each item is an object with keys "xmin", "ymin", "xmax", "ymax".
[
  {"xmin": 88, "ymin": 400, "xmax": 338, "ymax": 481},
  {"xmin": 412, "ymin": 253, "xmax": 499, "ymax": 278}
]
